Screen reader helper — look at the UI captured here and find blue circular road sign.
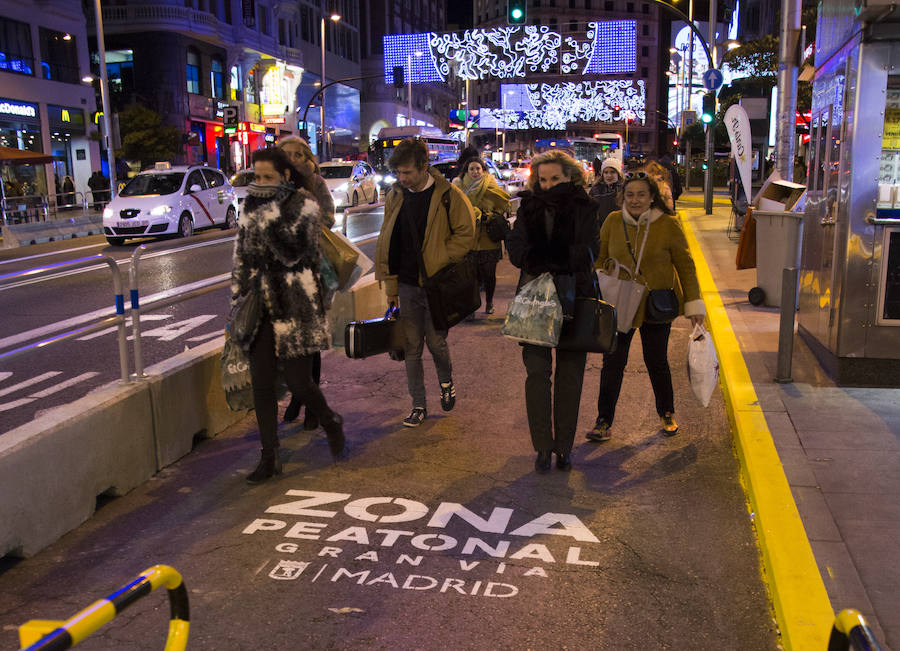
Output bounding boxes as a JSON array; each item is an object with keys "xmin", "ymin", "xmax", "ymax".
[{"xmin": 703, "ymin": 68, "xmax": 724, "ymax": 91}]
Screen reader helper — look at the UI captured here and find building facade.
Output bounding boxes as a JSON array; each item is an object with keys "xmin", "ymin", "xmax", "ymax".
[
  {"xmin": 358, "ymin": 0, "xmax": 456, "ymax": 149},
  {"xmin": 0, "ymin": 0, "xmax": 100, "ymax": 202},
  {"xmin": 86, "ymin": 0, "xmax": 362, "ymax": 172},
  {"xmin": 469, "ymin": 0, "xmax": 669, "ymax": 161}
]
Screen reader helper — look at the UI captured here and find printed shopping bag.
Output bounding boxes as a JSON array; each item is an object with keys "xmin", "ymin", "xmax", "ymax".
[
  {"xmin": 320, "ymin": 227, "xmax": 360, "ymax": 290},
  {"xmin": 501, "ymin": 272, "xmax": 564, "ymax": 347},
  {"xmin": 221, "ymin": 337, "xmax": 254, "ymax": 411},
  {"xmin": 687, "ymin": 323, "xmax": 719, "ymax": 407}
]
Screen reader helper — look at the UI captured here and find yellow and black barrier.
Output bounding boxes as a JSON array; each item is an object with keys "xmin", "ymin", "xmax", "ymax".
[
  {"xmin": 827, "ymin": 609, "xmax": 883, "ymax": 651},
  {"xmin": 18, "ymin": 564, "xmax": 189, "ymax": 651}
]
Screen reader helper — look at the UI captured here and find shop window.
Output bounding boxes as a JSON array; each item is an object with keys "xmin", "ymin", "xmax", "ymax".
[
  {"xmin": 247, "ymin": 67, "xmax": 258, "ymax": 104},
  {"xmin": 186, "ymin": 49, "xmax": 200, "ymax": 94},
  {"xmin": 211, "ymin": 57, "xmax": 224, "ymax": 99},
  {"xmin": 258, "ymin": 5, "xmax": 269, "ymax": 35},
  {"xmin": 0, "ymin": 16, "xmax": 34, "ymax": 76},
  {"xmin": 278, "ymin": 18, "xmax": 285, "ymax": 45},
  {"xmin": 39, "ymin": 28, "xmax": 78, "ymax": 83}
]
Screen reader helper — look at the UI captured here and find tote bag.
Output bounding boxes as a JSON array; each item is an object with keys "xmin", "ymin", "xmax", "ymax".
[
  {"xmin": 320, "ymin": 227, "xmax": 360, "ymax": 290},
  {"xmin": 596, "ymin": 258, "xmax": 646, "ymax": 333},
  {"xmin": 501, "ymin": 272, "xmax": 564, "ymax": 347}
]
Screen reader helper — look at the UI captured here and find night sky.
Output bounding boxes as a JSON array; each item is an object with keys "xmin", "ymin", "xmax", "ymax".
[{"xmin": 446, "ymin": 0, "xmax": 473, "ymax": 28}]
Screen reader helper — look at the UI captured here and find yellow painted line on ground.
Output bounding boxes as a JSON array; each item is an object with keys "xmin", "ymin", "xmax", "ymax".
[{"xmin": 680, "ymin": 213, "xmax": 833, "ymax": 651}]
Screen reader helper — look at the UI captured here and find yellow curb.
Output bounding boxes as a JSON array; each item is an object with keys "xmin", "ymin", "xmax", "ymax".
[{"xmin": 679, "ymin": 213, "xmax": 833, "ymax": 650}]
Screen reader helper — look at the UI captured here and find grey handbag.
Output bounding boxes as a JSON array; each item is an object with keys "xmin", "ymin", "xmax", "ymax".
[{"xmin": 229, "ymin": 289, "xmax": 262, "ymax": 351}]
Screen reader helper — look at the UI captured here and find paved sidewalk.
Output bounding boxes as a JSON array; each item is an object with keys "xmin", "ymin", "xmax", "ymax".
[
  {"xmin": 0, "ymin": 231, "xmax": 777, "ymax": 649},
  {"xmin": 680, "ymin": 191, "xmax": 900, "ymax": 650}
]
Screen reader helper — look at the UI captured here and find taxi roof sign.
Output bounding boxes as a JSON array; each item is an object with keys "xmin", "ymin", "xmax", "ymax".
[{"xmin": 154, "ymin": 162, "xmax": 172, "ymax": 170}]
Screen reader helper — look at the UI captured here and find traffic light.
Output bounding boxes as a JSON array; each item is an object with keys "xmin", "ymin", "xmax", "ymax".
[
  {"xmin": 672, "ymin": 139, "xmax": 679, "ymax": 147},
  {"xmin": 507, "ymin": 0, "xmax": 526, "ymax": 24},
  {"xmin": 701, "ymin": 160, "xmax": 709, "ymax": 170},
  {"xmin": 393, "ymin": 65, "xmax": 404, "ymax": 88},
  {"xmin": 701, "ymin": 92, "xmax": 716, "ymax": 124}
]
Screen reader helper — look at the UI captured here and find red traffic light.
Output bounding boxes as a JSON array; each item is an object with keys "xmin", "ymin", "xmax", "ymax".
[{"xmin": 672, "ymin": 139, "xmax": 679, "ymax": 146}]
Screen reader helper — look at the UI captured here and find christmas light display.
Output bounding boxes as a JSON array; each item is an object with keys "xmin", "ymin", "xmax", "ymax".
[{"xmin": 383, "ymin": 21, "xmax": 636, "ymax": 84}]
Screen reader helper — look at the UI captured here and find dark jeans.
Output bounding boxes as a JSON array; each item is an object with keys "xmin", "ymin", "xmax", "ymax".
[
  {"xmin": 596, "ymin": 321, "xmax": 674, "ymax": 426},
  {"xmin": 248, "ymin": 318, "xmax": 335, "ymax": 450},
  {"xmin": 399, "ymin": 282, "xmax": 452, "ymax": 408},
  {"xmin": 522, "ymin": 344, "xmax": 588, "ymax": 455},
  {"xmin": 286, "ymin": 352, "xmax": 321, "ymax": 412},
  {"xmin": 473, "ymin": 249, "xmax": 500, "ymax": 306}
]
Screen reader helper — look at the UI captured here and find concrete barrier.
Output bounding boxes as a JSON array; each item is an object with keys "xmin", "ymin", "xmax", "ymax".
[
  {"xmin": 0, "ymin": 381, "xmax": 156, "ymax": 557},
  {"xmin": 146, "ymin": 338, "xmax": 248, "ymax": 469},
  {"xmin": 328, "ymin": 274, "xmax": 389, "ymax": 347},
  {"xmin": 0, "ymin": 276, "xmax": 390, "ymax": 558}
]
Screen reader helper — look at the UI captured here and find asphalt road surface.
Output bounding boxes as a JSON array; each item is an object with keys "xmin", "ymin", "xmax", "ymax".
[{"xmin": 0, "ymin": 205, "xmax": 384, "ymax": 433}]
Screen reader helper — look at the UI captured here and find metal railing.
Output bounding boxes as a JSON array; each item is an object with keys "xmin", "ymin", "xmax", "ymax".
[
  {"xmin": 1, "ymin": 192, "xmax": 110, "ymax": 226},
  {"xmin": 828, "ymin": 609, "xmax": 883, "ymax": 651},
  {"xmin": 0, "ymin": 239, "xmax": 232, "ymax": 383},
  {"xmin": 0, "ymin": 254, "xmax": 130, "ymax": 382},
  {"xmin": 18, "ymin": 564, "xmax": 189, "ymax": 650}
]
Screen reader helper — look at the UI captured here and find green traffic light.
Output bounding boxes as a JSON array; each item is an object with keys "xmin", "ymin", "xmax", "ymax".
[
  {"xmin": 511, "ymin": 8, "xmax": 523, "ymax": 19},
  {"xmin": 701, "ymin": 113, "xmax": 713, "ymax": 124}
]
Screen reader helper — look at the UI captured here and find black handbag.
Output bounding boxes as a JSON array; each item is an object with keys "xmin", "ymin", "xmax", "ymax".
[
  {"xmin": 423, "ymin": 256, "xmax": 481, "ymax": 330},
  {"xmin": 405, "ymin": 189, "xmax": 480, "ymax": 330},
  {"xmin": 483, "ymin": 212, "xmax": 509, "ymax": 243},
  {"xmin": 645, "ymin": 288, "xmax": 679, "ymax": 323},
  {"xmin": 557, "ymin": 297, "xmax": 618, "ymax": 354},
  {"xmin": 229, "ymin": 289, "xmax": 262, "ymax": 351}
]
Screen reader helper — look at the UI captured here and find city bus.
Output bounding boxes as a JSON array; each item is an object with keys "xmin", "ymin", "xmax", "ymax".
[
  {"xmin": 369, "ymin": 126, "xmax": 460, "ymax": 170},
  {"xmin": 534, "ymin": 135, "xmax": 624, "ymax": 166}
]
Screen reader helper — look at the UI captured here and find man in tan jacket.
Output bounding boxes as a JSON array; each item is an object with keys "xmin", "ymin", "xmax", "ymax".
[{"xmin": 375, "ymin": 139, "xmax": 476, "ymax": 427}]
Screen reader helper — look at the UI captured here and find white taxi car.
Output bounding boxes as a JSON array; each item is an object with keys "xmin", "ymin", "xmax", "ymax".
[
  {"xmin": 102, "ymin": 163, "xmax": 238, "ymax": 245},
  {"xmin": 320, "ymin": 160, "xmax": 378, "ymax": 210}
]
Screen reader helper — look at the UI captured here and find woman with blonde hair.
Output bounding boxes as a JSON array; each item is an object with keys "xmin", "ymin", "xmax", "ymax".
[
  {"xmin": 506, "ymin": 150, "xmax": 600, "ymax": 473},
  {"xmin": 276, "ymin": 136, "xmax": 336, "ymax": 430},
  {"xmin": 453, "ymin": 156, "xmax": 511, "ymax": 314}
]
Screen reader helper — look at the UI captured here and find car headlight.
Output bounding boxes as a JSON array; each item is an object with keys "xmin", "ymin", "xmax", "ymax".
[
  {"xmin": 150, "ymin": 205, "xmax": 172, "ymax": 216},
  {"xmin": 103, "ymin": 207, "xmax": 113, "ymax": 219},
  {"xmin": 384, "ymin": 174, "xmax": 396, "ymax": 185},
  {"xmin": 335, "ymin": 182, "xmax": 349, "ymax": 193}
]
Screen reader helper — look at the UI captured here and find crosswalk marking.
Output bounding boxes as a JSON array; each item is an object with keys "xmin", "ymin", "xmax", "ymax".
[
  {"xmin": 186, "ymin": 331, "xmax": 223, "ymax": 343},
  {"xmin": 29, "ymin": 372, "xmax": 99, "ymax": 398},
  {"xmin": 0, "ymin": 398, "xmax": 36, "ymax": 413},
  {"xmin": 0, "ymin": 371, "xmax": 63, "ymax": 398},
  {"xmin": 76, "ymin": 314, "xmax": 172, "ymax": 341}
]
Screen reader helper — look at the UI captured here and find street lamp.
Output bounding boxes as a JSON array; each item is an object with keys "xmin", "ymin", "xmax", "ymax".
[
  {"xmin": 407, "ymin": 50, "xmax": 423, "ymax": 125},
  {"xmin": 319, "ymin": 5, "xmax": 340, "ymax": 162}
]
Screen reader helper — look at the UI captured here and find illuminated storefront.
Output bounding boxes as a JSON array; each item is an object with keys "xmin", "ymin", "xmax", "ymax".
[{"xmin": 0, "ymin": 97, "xmax": 46, "ymax": 195}]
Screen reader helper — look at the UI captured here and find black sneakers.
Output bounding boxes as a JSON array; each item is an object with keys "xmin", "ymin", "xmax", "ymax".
[
  {"xmin": 440, "ymin": 381, "xmax": 456, "ymax": 411},
  {"xmin": 586, "ymin": 419, "xmax": 612, "ymax": 442},
  {"xmin": 403, "ymin": 407, "xmax": 427, "ymax": 427}
]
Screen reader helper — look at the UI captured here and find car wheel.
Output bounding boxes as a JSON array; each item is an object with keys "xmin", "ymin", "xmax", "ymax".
[
  {"xmin": 178, "ymin": 213, "xmax": 194, "ymax": 238},
  {"xmin": 222, "ymin": 206, "xmax": 237, "ymax": 230},
  {"xmin": 351, "ymin": 192, "xmax": 359, "ymax": 208},
  {"xmin": 106, "ymin": 236, "xmax": 125, "ymax": 246}
]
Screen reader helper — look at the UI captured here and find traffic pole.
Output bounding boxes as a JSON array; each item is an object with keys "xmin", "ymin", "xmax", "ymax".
[
  {"xmin": 776, "ymin": 0, "xmax": 801, "ymax": 180},
  {"xmin": 93, "ymin": 0, "xmax": 117, "ymax": 200},
  {"xmin": 703, "ymin": 0, "xmax": 716, "ymax": 214}
]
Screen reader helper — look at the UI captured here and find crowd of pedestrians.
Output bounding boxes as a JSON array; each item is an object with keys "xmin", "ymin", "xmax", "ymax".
[{"xmin": 228, "ymin": 137, "xmax": 701, "ymax": 482}]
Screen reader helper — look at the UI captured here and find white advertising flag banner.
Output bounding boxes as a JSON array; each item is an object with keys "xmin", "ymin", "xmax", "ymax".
[{"xmin": 724, "ymin": 104, "xmax": 753, "ymax": 198}]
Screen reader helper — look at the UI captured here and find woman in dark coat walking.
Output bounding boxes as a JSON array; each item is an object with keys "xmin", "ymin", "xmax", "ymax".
[
  {"xmin": 506, "ymin": 151, "xmax": 601, "ymax": 473},
  {"xmin": 231, "ymin": 148, "xmax": 346, "ymax": 483}
]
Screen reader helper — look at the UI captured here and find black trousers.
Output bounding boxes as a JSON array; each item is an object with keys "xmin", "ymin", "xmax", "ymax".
[
  {"xmin": 473, "ymin": 249, "xmax": 500, "ymax": 306},
  {"xmin": 522, "ymin": 344, "xmax": 588, "ymax": 455},
  {"xmin": 248, "ymin": 318, "xmax": 335, "ymax": 451},
  {"xmin": 596, "ymin": 321, "xmax": 674, "ymax": 426}
]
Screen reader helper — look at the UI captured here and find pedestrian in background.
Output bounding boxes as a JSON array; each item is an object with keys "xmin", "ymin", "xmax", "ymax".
[
  {"xmin": 276, "ymin": 135, "xmax": 336, "ymax": 431},
  {"xmin": 231, "ymin": 148, "xmax": 346, "ymax": 483},
  {"xmin": 374, "ymin": 138, "xmax": 476, "ymax": 428},
  {"xmin": 589, "ymin": 157, "xmax": 624, "ymax": 227},
  {"xmin": 642, "ymin": 161, "xmax": 675, "ymax": 211},
  {"xmin": 453, "ymin": 156, "xmax": 510, "ymax": 315},
  {"xmin": 588, "ymin": 172, "xmax": 704, "ymax": 444},
  {"xmin": 506, "ymin": 151, "xmax": 600, "ymax": 473}
]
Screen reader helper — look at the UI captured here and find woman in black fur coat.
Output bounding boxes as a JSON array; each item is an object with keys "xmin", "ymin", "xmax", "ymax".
[
  {"xmin": 506, "ymin": 151, "xmax": 601, "ymax": 473},
  {"xmin": 231, "ymin": 148, "xmax": 346, "ymax": 483}
]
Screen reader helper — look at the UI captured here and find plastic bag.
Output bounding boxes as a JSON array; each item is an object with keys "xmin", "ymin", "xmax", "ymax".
[
  {"xmin": 319, "ymin": 253, "xmax": 339, "ymax": 309},
  {"xmin": 221, "ymin": 337, "xmax": 254, "ymax": 411},
  {"xmin": 687, "ymin": 324, "xmax": 719, "ymax": 407},
  {"xmin": 501, "ymin": 272, "xmax": 563, "ymax": 347}
]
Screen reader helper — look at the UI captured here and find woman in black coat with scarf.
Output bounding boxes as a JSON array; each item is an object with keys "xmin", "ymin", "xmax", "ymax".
[
  {"xmin": 506, "ymin": 151, "xmax": 601, "ymax": 473},
  {"xmin": 231, "ymin": 148, "xmax": 346, "ymax": 484}
]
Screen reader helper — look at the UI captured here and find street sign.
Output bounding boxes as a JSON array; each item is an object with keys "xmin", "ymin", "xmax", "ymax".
[
  {"xmin": 222, "ymin": 106, "xmax": 238, "ymax": 128},
  {"xmin": 703, "ymin": 68, "xmax": 724, "ymax": 91}
]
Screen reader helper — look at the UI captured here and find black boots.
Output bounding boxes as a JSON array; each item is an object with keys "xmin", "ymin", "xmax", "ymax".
[
  {"xmin": 535, "ymin": 451, "xmax": 552, "ymax": 473},
  {"xmin": 322, "ymin": 413, "xmax": 347, "ymax": 460},
  {"xmin": 283, "ymin": 397, "xmax": 301, "ymax": 423},
  {"xmin": 246, "ymin": 447, "xmax": 283, "ymax": 484}
]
